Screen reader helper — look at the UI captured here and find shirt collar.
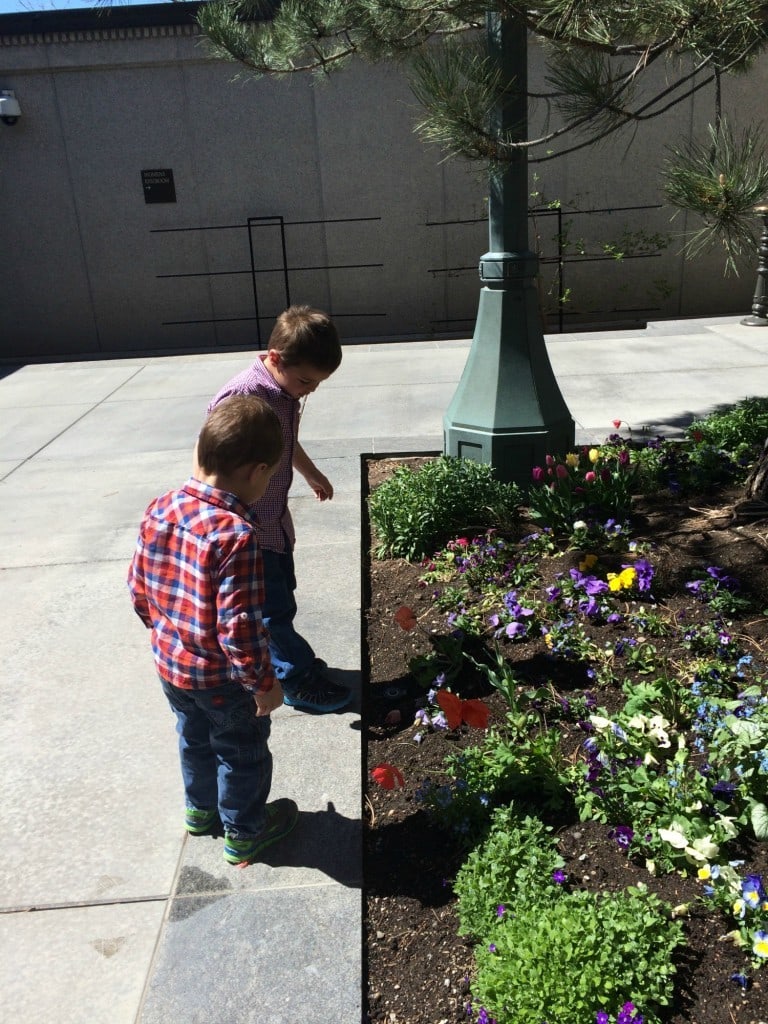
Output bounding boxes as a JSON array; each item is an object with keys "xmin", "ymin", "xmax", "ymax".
[
  {"xmin": 256, "ymin": 353, "xmax": 299, "ymax": 404},
  {"xmin": 182, "ymin": 477, "xmax": 252, "ymax": 519}
]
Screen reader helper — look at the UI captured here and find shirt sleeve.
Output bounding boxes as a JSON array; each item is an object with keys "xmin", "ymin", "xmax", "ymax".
[
  {"xmin": 127, "ymin": 539, "xmax": 153, "ymax": 629},
  {"xmin": 215, "ymin": 531, "xmax": 277, "ymax": 695}
]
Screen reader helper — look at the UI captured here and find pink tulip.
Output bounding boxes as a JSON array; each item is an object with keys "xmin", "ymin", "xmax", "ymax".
[
  {"xmin": 555, "ymin": 464, "xmax": 569, "ymax": 479},
  {"xmin": 532, "ymin": 466, "xmax": 544, "ymax": 482},
  {"xmin": 585, "ymin": 471, "xmax": 596, "ymax": 483}
]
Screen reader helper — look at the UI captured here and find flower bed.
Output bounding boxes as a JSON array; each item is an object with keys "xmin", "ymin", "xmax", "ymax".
[{"xmin": 364, "ymin": 404, "xmax": 768, "ymax": 1024}]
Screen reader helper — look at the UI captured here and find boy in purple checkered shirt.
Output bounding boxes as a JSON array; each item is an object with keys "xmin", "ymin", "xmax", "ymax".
[{"xmin": 206, "ymin": 305, "xmax": 351, "ymax": 714}]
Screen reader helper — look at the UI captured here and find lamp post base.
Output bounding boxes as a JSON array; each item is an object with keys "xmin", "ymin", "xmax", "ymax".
[
  {"xmin": 444, "ymin": 278, "xmax": 575, "ymax": 485},
  {"xmin": 740, "ymin": 314, "xmax": 768, "ymax": 326}
]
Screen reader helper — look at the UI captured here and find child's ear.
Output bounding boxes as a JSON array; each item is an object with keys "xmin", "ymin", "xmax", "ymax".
[
  {"xmin": 249, "ymin": 461, "xmax": 270, "ymax": 482},
  {"xmin": 266, "ymin": 349, "xmax": 282, "ymax": 368}
]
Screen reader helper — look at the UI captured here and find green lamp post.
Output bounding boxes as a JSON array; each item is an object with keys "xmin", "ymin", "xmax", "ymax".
[{"xmin": 444, "ymin": 10, "xmax": 575, "ymax": 485}]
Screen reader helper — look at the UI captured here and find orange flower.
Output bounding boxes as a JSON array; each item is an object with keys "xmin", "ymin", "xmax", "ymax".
[
  {"xmin": 394, "ymin": 605, "xmax": 418, "ymax": 631},
  {"xmin": 370, "ymin": 763, "xmax": 405, "ymax": 789}
]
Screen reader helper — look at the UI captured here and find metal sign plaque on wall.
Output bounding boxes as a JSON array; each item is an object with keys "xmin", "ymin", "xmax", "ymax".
[{"xmin": 141, "ymin": 169, "xmax": 176, "ymax": 204}]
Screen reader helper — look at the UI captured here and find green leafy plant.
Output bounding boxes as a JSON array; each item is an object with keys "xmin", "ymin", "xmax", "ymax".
[
  {"xmin": 368, "ymin": 456, "xmax": 520, "ymax": 561},
  {"xmin": 471, "ymin": 884, "xmax": 683, "ymax": 1024},
  {"xmin": 454, "ymin": 807, "xmax": 565, "ymax": 940},
  {"xmin": 688, "ymin": 396, "xmax": 768, "ymax": 456},
  {"xmin": 609, "ymin": 436, "xmax": 738, "ymax": 496}
]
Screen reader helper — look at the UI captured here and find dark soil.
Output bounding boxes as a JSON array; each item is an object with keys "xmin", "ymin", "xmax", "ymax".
[{"xmin": 362, "ymin": 456, "xmax": 768, "ymax": 1024}]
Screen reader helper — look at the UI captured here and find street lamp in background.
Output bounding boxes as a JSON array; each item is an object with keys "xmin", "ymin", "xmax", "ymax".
[
  {"xmin": 741, "ymin": 203, "xmax": 768, "ymax": 326},
  {"xmin": 444, "ymin": 11, "xmax": 575, "ymax": 485}
]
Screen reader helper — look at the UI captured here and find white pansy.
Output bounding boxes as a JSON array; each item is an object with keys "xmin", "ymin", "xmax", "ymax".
[{"xmin": 658, "ymin": 824, "xmax": 688, "ymax": 849}]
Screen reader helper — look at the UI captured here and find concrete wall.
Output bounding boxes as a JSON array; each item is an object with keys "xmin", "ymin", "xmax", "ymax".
[{"xmin": 0, "ymin": 4, "xmax": 760, "ymax": 360}]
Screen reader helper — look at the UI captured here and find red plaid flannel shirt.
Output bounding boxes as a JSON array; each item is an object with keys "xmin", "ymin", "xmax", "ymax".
[{"xmin": 127, "ymin": 478, "xmax": 276, "ymax": 694}]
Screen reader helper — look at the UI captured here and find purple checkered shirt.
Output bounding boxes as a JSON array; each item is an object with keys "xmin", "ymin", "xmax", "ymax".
[{"xmin": 207, "ymin": 355, "xmax": 298, "ymax": 554}]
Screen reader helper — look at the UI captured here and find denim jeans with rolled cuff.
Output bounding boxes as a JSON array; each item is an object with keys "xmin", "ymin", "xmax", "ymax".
[
  {"xmin": 161, "ymin": 678, "xmax": 272, "ymax": 839},
  {"xmin": 260, "ymin": 545, "xmax": 317, "ymax": 696}
]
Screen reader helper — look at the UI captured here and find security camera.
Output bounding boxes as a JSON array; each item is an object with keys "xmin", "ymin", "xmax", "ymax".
[{"xmin": 0, "ymin": 90, "xmax": 21, "ymax": 126}]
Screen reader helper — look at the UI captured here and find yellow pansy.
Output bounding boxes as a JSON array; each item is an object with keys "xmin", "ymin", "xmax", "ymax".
[
  {"xmin": 619, "ymin": 567, "xmax": 637, "ymax": 588},
  {"xmin": 579, "ymin": 554, "xmax": 598, "ymax": 571}
]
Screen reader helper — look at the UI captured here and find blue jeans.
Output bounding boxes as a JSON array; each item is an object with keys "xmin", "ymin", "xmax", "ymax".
[
  {"xmin": 261, "ymin": 545, "xmax": 316, "ymax": 695},
  {"xmin": 161, "ymin": 679, "xmax": 272, "ymax": 839}
]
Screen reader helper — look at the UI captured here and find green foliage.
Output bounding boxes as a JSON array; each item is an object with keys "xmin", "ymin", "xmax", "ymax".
[
  {"xmin": 454, "ymin": 807, "xmax": 564, "ymax": 940},
  {"xmin": 472, "ymin": 885, "xmax": 683, "ymax": 1024},
  {"xmin": 368, "ymin": 456, "xmax": 519, "ymax": 561},
  {"xmin": 689, "ymin": 396, "xmax": 768, "ymax": 456},
  {"xmin": 665, "ymin": 121, "xmax": 768, "ymax": 274},
  {"xmin": 627, "ymin": 436, "xmax": 742, "ymax": 495}
]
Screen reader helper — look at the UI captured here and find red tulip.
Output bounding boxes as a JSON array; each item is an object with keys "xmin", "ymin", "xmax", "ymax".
[
  {"xmin": 436, "ymin": 689, "xmax": 463, "ymax": 729},
  {"xmin": 436, "ymin": 690, "xmax": 489, "ymax": 730},
  {"xmin": 371, "ymin": 763, "xmax": 405, "ymax": 789},
  {"xmin": 461, "ymin": 698, "xmax": 491, "ymax": 730}
]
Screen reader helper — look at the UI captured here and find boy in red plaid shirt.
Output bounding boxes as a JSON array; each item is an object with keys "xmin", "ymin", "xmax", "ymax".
[{"xmin": 128, "ymin": 395, "xmax": 298, "ymax": 865}]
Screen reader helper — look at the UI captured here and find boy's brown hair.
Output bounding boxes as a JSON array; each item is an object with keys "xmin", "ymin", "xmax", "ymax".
[
  {"xmin": 197, "ymin": 395, "xmax": 283, "ymax": 476},
  {"xmin": 268, "ymin": 305, "xmax": 342, "ymax": 373}
]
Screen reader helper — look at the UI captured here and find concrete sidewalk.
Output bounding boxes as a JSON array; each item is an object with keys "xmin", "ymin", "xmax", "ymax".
[{"xmin": 0, "ymin": 315, "xmax": 766, "ymax": 1024}]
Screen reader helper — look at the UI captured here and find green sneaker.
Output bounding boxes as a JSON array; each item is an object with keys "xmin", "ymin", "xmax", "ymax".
[
  {"xmin": 223, "ymin": 798, "xmax": 299, "ymax": 865},
  {"xmin": 184, "ymin": 807, "xmax": 218, "ymax": 835}
]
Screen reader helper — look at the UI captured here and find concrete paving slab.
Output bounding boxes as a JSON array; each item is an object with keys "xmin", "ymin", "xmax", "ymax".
[
  {"xmin": 0, "ymin": 362, "xmax": 144, "ymax": 408},
  {"xmin": 0, "ymin": 900, "xmax": 169, "ymax": 1024},
  {"xmin": 33, "ymin": 396, "xmax": 206, "ymax": 460},
  {"xmin": 138, "ymin": 885, "xmax": 360, "ymax": 1024},
  {"xmin": 0, "ymin": 563, "xmax": 182, "ymax": 907},
  {"xmin": 109, "ymin": 360, "xmax": 257, "ymax": 402},
  {"xmin": 0, "ymin": 451, "xmax": 190, "ymax": 567},
  {"xmin": 0, "ymin": 403, "xmax": 96, "ymax": 461},
  {"xmin": 300, "ymin": 380, "xmax": 458, "ymax": 445},
  {"xmin": 0, "ymin": 459, "xmax": 24, "ymax": 480},
  {"xmin": 561, "ymin": 365, "xmax": 766, "ymax": 439},
  {"xmin": 329, "ymin": 343, "xmax": 469, "ymax": 385}
]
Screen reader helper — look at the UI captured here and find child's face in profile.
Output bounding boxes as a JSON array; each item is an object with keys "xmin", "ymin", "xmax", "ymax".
[{"xmin": 267, "ymin": 351, "xmax": 331, "ymax": 400}]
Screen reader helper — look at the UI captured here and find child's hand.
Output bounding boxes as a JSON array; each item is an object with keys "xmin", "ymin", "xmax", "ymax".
[
  {"xmin": 306, "ymin": 469, "xmax": 333, "ymax": 501},
  {"xmin": 253, "ymin": 681, "xmax": 284, "ymax": 716}
]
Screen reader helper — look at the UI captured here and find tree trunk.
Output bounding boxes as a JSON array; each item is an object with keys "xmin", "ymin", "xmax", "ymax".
[{"xmin": 745, "ymin": 437, "xmax": 768, "ymax": 500}]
